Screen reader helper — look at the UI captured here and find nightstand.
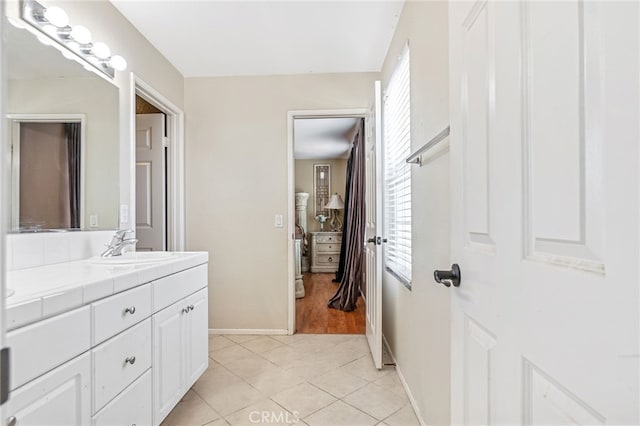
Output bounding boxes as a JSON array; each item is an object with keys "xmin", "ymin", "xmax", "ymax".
[{"xmin": 310, "ymin": 232, "xmax": 342, "ymax": 273}]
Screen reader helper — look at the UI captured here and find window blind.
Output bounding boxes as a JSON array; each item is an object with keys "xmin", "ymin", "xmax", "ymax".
[{"xmin": 383, "ymin": 46, "xmax": 412, "ymax": 285}]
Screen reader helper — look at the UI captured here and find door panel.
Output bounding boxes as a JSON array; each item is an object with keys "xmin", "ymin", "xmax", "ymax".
[
  {"xmin": 462, "ymin": 0, "xmax": 495, "ymax": 250},
  {"xmin": 450, "ymin": 1, "xmax": 639, "ymax": 424},
  {"xmin": 523, "ymin": 1, "xmax": 604, "ymax": 271},
  {"xmin": 184, "ymin": 289, "xmax": 209, "ymax": 389},
  {"xmin": 136, "ymin": 113, "xmax": 165, "ymax": 251},
  {"xmin": 6, "ymin": 353, "xmax": 91, "ymax": 426},
  {"xmin": 152, "ymin": 305, "xmax": 183, "ymax": 424},
  {"xmin": 365, "ymin": 81, "xmax": 383, "ymax": 369}
]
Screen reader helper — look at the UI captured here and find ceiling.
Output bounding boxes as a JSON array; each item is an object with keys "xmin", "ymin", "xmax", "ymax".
[
  {"xmin": 110, "ymin": 0, "xmax": 404, "ymax": 78},
  {"xmin": 294, "ymin": 117, "xmax": 359, "ymax": 160}
]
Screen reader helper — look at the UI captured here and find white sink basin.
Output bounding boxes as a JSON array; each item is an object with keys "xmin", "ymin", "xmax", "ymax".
[{"xmin": 89, "ymin": 252, "xmax": 178, "ymax": 265}]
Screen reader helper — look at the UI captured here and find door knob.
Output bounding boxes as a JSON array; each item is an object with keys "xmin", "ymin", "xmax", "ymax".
[
  {"xmin": 367, "ymin": 237, "xmax": 382, "ymax": 245},
  {"xmin": 434, "ymin": 264, "xmax": 461, "ymax": 287}
]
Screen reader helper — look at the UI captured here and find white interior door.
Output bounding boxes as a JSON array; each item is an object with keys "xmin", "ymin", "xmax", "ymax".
[
  {"xmin": 365, "ymin": 81, "xmax": 383, "ymax": 369},
  {"xmin": 136, "ymin": 113, "xmax": 166, "ymax": 251},
  {"xmin": 449, "ymin": 1, "xmax": 639, "ymax": 424}
]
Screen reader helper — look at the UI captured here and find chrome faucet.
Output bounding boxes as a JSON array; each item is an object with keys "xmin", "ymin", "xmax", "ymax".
[{"xmin": 101, "ymin": 229, "xmax": 138, "ymax": 257}]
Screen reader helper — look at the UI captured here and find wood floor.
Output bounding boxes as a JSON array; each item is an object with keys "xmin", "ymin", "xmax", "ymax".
[{"xmin": 295, "ymin": 272, "xmax": 366, "ymax": 334}]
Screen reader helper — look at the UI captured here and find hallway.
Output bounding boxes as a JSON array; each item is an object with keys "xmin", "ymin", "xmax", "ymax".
[{"xmin": 295, "ymin": 273, "xmax": 366, "ymax": 334}]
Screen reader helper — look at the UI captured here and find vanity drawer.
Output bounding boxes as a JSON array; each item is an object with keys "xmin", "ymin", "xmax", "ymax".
[
  {"xmin": 92, "ymin": 318, "xmax": 152, "ymax": 413},
  {"xmin": 92, "ymin": 283, "xmax": 152, "ymax": 345},
  {"xmin": 92, "ymin": 369, "xmax": 152, "ymax": 426},
  {"xmin": 316, "ymin": 254, "xmax": 339, "ymax": 265},
  {"xmin": 8, "ymin": 305, "xmax": 91, "ymax": 390},
  {"xmin": 316, "ymin": 235, "xmax": 341, "ymax": 244},
  {"xmin": 316, "ymin": 243, "xmax": 340, "ymax": 253},
  {"xmin": 153, "ymin": 264, "xmax": 208, "ymax": 312}
]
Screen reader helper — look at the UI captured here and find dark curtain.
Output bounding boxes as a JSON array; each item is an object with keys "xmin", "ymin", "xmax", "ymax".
[
  {"xmin": 328, "ymin": 118, "xmax": 365, "ymax": 312},
  {"xmin": 65, "ymin": 123, "xmax": 81, "ymax": 228},
  {"xmin": 333, "ymin": 150, "xmax": 353, "ymax": 283}
]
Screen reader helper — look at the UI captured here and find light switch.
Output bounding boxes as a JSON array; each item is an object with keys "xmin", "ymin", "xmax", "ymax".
[
  {"xmin": 274, "ymin": 214, "xmax": 284, "ymax": 228},
  {"xmin": 120, "ymin": 204, "xmax": 129, "ymax": 225},
  {"xmin": 89, "ymin": 215, "xmax": 99, "ymax": 227}
]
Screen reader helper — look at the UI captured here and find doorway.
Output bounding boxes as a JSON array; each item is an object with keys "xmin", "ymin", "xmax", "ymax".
[
  {"xmin": 8, "ymin": 115, "xmax": 86, "ymax": 231},
  {"xmin": 132, "ymin": 76, "xmax": 186, "ymax": 251},
  {"xmin": 288, "ymin": 110, "xmax": 367, "ymax": 334},
  {"xmin": 135, "ymin": 96, "xmax": 166, "ymax": 251}
]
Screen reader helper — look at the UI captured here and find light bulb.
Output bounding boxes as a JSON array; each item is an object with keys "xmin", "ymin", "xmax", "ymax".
[
  {"xmin": 43, "ymin": 6, "xmax": 68, "ymax": 28},
  {"xmin": 92, "ymin": 42, "xmax": 111, "ymax": 59},
  {"xmin": 70, "ymin": 25, "xmax": 91, "ymax": 44},
  {"xmin": 67, "ymin": 41, "xmax": 80, "ymax": 52},
  {"xmin": 109, "ymin": 55, "xmax": 127, "ymax": 71},
  {"xmin": 42, "ymin": 24, "xmax": 57, "ymax": 36}
]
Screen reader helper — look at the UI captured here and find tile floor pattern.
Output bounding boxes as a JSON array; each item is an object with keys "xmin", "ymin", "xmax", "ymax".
[{"xmin": 161, "ymin": 334, "xmax": 420, "ymax": 426}]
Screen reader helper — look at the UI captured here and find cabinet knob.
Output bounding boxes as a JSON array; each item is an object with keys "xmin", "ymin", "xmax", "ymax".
[
  {"xmin": 189, "ymin": 304, "xmax": 195, "ymax": 311},
  {"xmin": 125, "ymin": 356, "xmax": 136, "ymax": 365},
  {"xmin": 7, "ymin": 416, "xmax": 17, "ymax": 426},
  {"xmin": 182, "ymin": 307, "xmax": 190, "ymax": 314},
  {"xmin": 124, "ymin": 306, "xmax": 136, "ymax": 315},
  {"xmin": 328, "ymin": 257, "xmax": 333, "ymax": 262}
]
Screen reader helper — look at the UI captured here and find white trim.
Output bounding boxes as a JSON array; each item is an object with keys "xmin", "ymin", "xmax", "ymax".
[
  {"xmin": 286, "ymin": 108, "xmax": 368, "ymax": 335},
  {"xmin": 131, "ymin": 75, "xmax": 186, "ymax": 251},
  {"xmin": 382, "ymin": 334, "xmax": 427, "ymax": 426},
  {"xmin": 7, "ymin": 114, "xmax": 87, "ymax": 230},
  {"xmin": 209, "ymin": 329, "xmax": 289, "ymax": 335}
]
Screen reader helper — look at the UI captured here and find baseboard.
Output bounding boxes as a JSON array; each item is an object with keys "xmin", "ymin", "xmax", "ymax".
[
  {"xmin": 382, "ymin": 334, "xmax": 427, "ymax": 426},
  {"xmin": 209, "ymin": 328, "xmax": 289, "ymax": 335}
]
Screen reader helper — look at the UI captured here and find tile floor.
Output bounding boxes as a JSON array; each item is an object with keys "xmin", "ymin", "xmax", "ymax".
[{"xmin": 161, "ymin": 334, "xmax": 420, "ymax": 426}]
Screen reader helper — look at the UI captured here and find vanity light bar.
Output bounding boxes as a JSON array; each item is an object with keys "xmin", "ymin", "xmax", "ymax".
[{"xmin": 21, "ymin": 0, "xmax": 127, "ymax": 78}]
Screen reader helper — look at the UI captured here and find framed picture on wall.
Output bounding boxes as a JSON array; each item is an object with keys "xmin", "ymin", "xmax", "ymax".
[{"xmin": 313, "ymin": 163, "xmax": 331, "ymax": 216}]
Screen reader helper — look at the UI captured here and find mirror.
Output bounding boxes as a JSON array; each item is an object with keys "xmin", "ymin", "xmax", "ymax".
[{"xmin": 6, "ymin": 23, "xmax": 120, "ymax": 232}]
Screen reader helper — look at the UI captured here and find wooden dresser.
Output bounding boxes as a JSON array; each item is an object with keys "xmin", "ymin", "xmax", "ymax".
[{"xmin": 310, "ymin": 232, "xmax": 342, "ymax": 273}]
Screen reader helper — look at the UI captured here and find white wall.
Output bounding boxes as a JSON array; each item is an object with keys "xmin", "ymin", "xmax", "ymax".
[
  {"xmin": 184, "ymin": 73, "xmax": 376, "ymax": 331},
  {"xmin": 379, "ymin": 1, "xmax": 451, "ymax": 425}
]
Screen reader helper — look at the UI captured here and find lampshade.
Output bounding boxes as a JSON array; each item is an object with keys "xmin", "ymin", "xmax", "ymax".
[{"xmin": 324, "ymin": 193, "xmax": 345, "ymax": 210}]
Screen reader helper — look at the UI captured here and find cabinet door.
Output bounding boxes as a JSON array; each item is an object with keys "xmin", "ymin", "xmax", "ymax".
[
  {"xmin": 6, "ymin": 353, "xmax": 91, "ymax": 426},
  {"xmin": 184, "ymin": 288, "xmax": 209, "ymax": 389},
  {"xmin": 152, "ymin": 304, "xmax": 185, "ymax": 425}
]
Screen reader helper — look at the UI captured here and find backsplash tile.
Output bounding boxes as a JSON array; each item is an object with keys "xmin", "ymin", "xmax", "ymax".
[
  {"xmin": 7, "ymin": 230, "xmax": 116, "ymax": 271},
  {"xmin": 42, "ymin": 233, "xmax": 70, "ymax": 266},
  {"xmin": 12, "ymin": 234, "xmax": 45, "ymax": 270}
]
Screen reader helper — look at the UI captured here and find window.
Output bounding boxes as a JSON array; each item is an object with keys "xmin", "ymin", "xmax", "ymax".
[{"xmin": 383, "ymin": 45, "xmax": 412, "ymax": 286}]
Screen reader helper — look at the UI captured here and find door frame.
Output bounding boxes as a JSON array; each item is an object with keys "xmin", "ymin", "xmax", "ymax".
[
  {"xmin": 7, "ymin": 114, "xmax": 87, "ymax": 230},
  {"xmin": 286, "ymin": 108, "xmax": 368, "ymax": 335},
  {"xmin": 130, "ymin": 74, "xmax": 186, "ymax": 251}
]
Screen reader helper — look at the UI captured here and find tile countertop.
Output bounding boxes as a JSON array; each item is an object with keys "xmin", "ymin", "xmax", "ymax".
[{"xmin": 5, "ymin": 251, "xmax": 209, "ymax": 331}]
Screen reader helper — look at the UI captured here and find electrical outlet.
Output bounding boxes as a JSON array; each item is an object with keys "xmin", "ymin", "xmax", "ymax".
[
  {"xmin": 89, "ymin": 215, "xmax": 98, "ymax": 228},
  {"xmin": 274, "ymin": 214, "xmax": 284, "ymax": 228}
]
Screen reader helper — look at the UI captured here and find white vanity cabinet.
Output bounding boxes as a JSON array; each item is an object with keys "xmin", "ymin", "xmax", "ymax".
[
  {"xmin": 5, "ymin": 259, "xmax": 209, "ymax": 426},
  {"xmin": 152, "ymin": 287, "xmax": 208, "ymax": 424},
  {"xmin": 5, "ymin": 353, "xmax": 91, "ymax": 426}
]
